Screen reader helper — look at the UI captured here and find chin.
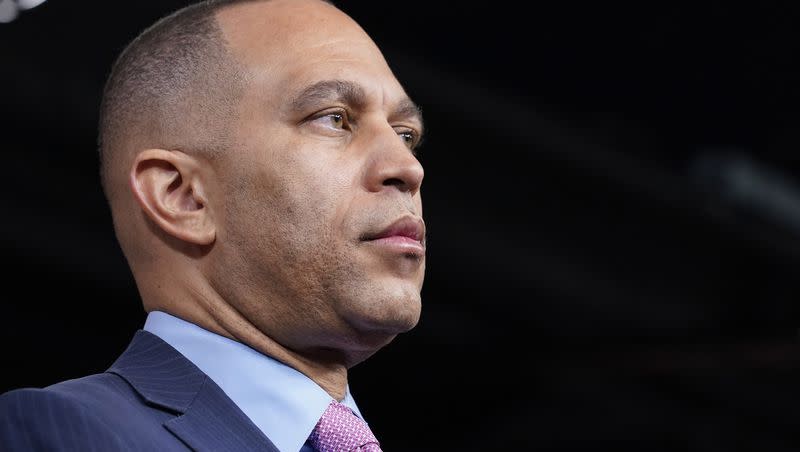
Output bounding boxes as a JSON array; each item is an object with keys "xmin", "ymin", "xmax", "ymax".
[
  {"xmin": 347, "ymin": 284, "xmax": 422, "ymax": 335},
  {"xmin": 344, "ymin": 309, "xmax": 419, "ymax": 368},
  {"xmin": 337, "ymin": 288, "xmax": 421, "ymax": 368}
]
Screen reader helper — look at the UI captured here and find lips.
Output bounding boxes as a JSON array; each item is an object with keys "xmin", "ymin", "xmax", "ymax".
[
  {"xmin": 367, "ymin": 217, "xmax": 425, "ymax": 242},
  {"xmin": 362, "ymin": 216, "xmax": 425, "ymax": 255}
]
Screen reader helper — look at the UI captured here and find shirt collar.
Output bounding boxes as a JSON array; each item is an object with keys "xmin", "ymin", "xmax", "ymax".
[{"xmin": 144, "ymin": 311, "xmax": 364, "ymax": 452}]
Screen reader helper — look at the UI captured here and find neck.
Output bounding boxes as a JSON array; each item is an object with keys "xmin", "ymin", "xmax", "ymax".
[
  {"xmin": 204, "ymin": 307, "xmax": 350, "ymax": 401},
  {"xmin": 141, "ymin": 278, "xmax": 350, "ymax": 400}
]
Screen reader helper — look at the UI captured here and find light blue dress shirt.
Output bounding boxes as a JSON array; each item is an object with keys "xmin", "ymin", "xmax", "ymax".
[{"xmin": 144, "ymin": 311, "xmax": 365, "ymax": 452}]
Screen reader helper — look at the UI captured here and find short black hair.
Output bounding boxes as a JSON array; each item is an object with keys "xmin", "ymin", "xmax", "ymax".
[{"xmin": 97, "ymin": 0, "xmax": 258, "ymax": 199}]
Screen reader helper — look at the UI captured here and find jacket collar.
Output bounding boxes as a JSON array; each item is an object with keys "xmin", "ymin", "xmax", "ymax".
[{"xmin": 108, "ymin": 330, "xmax": 279, "ymax": 452}]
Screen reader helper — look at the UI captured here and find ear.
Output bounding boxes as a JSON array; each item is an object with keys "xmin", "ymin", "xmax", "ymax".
[{"xmin": 129, "ymin": 149, "xmax": 215, "ymax": 246}]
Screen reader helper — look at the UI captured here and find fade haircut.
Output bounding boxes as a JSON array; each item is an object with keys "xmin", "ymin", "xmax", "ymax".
[{"xmin": 97, "ymin": 0, "xmax": 263, "ymax": 201}]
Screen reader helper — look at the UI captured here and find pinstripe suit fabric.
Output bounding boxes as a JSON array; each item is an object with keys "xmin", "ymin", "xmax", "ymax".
[{"xmin": 0, "ymin": 330, "xmax": 280, "ymax": 451}]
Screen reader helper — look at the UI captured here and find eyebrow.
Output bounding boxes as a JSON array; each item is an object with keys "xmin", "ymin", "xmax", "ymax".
[
  {"xmin": 290, "ymin": 79, "xmax": 367, "ymax": 113},
  {"xmin": 393, "ymin": 97, "xmax": 425, "ymax": 136},
  {"xmin": 288, "ymin": 79, "xmax": 424, "ymax": 134}
]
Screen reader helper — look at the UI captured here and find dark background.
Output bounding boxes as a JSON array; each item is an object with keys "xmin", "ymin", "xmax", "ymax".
[{"xmin": 2, "ymin": 1, "xmax": 800, "ymax": 450}]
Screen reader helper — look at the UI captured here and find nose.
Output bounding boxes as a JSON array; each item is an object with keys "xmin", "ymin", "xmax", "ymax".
[{"xmin": 364, "ymin": 129, "xmax": 424, "ymax": 196}]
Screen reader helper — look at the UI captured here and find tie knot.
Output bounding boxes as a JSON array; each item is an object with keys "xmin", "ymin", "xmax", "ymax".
[{"xmin": 309, "ymin": 400, "xmax": 382, "ymax": 452}]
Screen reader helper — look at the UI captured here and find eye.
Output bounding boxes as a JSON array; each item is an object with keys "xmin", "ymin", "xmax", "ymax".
[
  {"xmin": 396, "ymin": 129, "xmax": 420, "ymax": 152},
  {"xmin": 309, "ymin": 110, "xmax": 350, "ymax": 131}
]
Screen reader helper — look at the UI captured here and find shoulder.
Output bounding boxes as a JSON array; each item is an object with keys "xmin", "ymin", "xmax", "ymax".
[{"xmin": 0, "ymin": 373, "xmax": 152, "ymax": 451}]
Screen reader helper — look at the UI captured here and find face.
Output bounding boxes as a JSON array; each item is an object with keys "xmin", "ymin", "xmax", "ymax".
[{"xmin": 210, "ymin": 0, "xmax": 425, "ymax": 363}]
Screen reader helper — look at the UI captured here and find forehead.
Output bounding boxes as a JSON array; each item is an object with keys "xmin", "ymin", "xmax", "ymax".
[{"xmin": 216, "ymin": 0, "xmax": 407, "ymax": 105}]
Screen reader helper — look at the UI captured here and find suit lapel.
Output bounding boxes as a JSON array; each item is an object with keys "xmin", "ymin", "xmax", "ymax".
[
  {"xmin": 108, "ymin": 330, "xmax": 279, "ymax": 452},
  {"xmin": 163, "ymin": 376, "xmax": 280, "ymax": 452}
]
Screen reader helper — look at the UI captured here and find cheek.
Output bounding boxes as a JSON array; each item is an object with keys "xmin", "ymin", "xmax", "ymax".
[
  {"xmin": 227, "ymin": 127, "xmax": 361, "ymax": 247},
  {"xmin": 283, "ymin": 151, "xmax": 359, "ymax": 228},
  {"xmin": 264, "ymin": 163, "xmax": 354, "ymax": 249}
]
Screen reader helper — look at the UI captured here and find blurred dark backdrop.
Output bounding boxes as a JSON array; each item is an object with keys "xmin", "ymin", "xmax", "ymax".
[{"xmin": 2, "ymin": 1, "xmax": 799, "ymax": 450}]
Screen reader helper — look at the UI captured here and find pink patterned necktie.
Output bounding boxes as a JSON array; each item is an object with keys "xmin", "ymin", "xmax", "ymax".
[{"xmin": 308, "ymin": 400, "xmax": 383, "ymax": 452}]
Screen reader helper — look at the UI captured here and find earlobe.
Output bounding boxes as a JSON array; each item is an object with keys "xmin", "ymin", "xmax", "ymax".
[{"xmin": 129, "ymin": 149, "xmax": 216, "ymax": 246}]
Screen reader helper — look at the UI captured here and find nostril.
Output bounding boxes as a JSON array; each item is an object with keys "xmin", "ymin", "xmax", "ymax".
[{"xmin": 382, "ymin": 177, "xmax": 405, "ymax": 187}]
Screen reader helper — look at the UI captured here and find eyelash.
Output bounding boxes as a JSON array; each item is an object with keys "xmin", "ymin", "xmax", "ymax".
[{"xmin": 309, "ymin": 109, "xmax": 421, "ymax": 154}]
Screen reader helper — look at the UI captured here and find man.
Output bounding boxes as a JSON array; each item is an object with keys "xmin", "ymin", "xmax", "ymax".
[{"xmin": 0, "ymin": 0, "xmax": 426, "ymax": 450}]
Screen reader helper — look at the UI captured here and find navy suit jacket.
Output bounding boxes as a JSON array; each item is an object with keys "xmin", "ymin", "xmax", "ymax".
[{"xmin": 0, "ymin": 330, "xmax": 281, "ymax": 451}]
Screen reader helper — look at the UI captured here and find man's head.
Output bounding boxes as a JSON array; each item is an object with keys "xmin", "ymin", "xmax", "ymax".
[{"xmin": 100, "ymin": 0, "xmax": 426, "ymax": 369}]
